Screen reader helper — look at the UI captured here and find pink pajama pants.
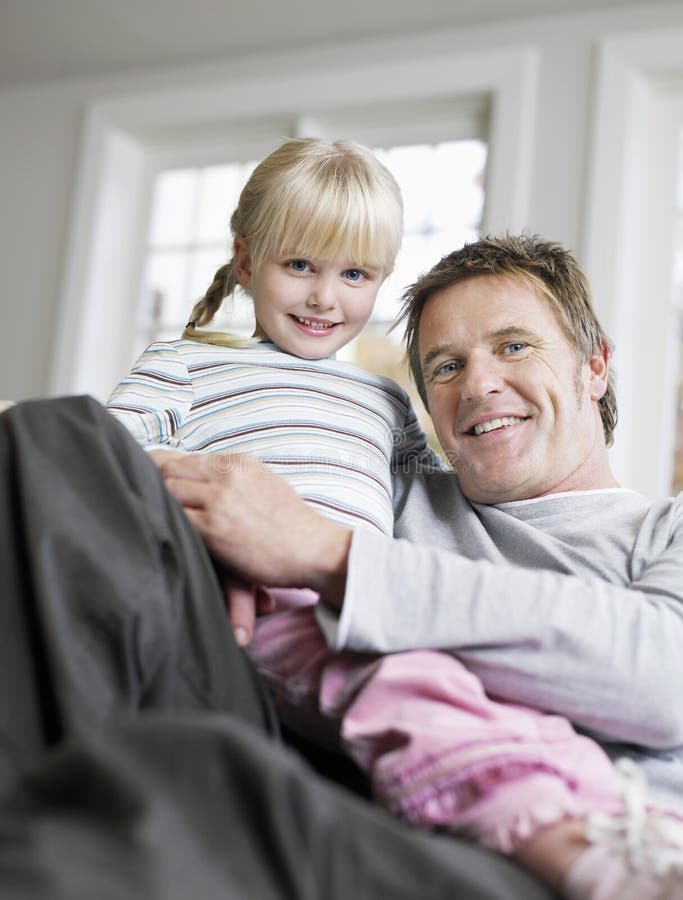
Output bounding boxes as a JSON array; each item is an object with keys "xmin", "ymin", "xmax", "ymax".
[{"xmin": 249, "ymin": 593, "xmax": 621, "ymax": 853}]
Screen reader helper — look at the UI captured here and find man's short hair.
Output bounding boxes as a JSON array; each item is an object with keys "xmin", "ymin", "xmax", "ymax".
[{"xmin": 398, "ymin": 233, "xmax": 617, "ymax": 446}]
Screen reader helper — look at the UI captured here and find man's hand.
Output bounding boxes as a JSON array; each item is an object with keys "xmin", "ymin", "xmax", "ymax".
[{"xmin": 151, "ymin": 450, "xmax": 351, "ymax": 616}]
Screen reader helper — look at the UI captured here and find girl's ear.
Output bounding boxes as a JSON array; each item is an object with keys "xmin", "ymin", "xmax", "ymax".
[
  {"xmin": 234, "ymin": 237, "xmax": 253, "ymax": 288},
  {"xmin": 588, "ymin": 340, "xmax": 610, "ymax": 402}
]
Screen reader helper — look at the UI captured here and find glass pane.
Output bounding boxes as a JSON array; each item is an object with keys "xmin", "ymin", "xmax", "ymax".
[
  {"xmin": 140, "ymin": 250, "xmax": 189, "ymax": 332},
  {"xmin": 431, "ymin": 140, "xmax": 487, "ymax": 229},
  {"xmin": 148, "ymin": 169, "xmax": 198, "ymax": 246},
  {"xmin": 372, "ymin": 140, "xmax": 486, "ymax": 325},
  {"xmin": 378, "ymin": 144, "xmax": 435, "ymax": 233},
  {"xmin": 376, "ymin": 231, "xmax": 426, "ymax": 321},
  {"xmin": 187, "ymin": 246, "xmax": 231, "ymax": 312},
  {"xmin": 196, "ymin": 161, "xmax": 258, "ymax": 244},
  {"xmin": 195, "ymin": 165, "xmax": 238, "ymax": 244}
]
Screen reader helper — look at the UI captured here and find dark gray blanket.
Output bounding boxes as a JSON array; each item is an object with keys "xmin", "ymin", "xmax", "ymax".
[{"xmin": 0, "ymin": 397, "xmax": 553, "ymax": 899}]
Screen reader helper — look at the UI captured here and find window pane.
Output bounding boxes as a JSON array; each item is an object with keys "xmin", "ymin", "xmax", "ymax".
[
  {"xmin": 195, "ymin": 166, "xmax": 236, "ymax": 244},
  {"xmin": 374, "ymin": 140, "xmax": 486, "ymax": 323},
  {"xmin": 187, "ymin": 247, "xmax": 230, "ymax": 309},
  {"xmin": 196, "ymin": 161, "xmax": 258, "ymax": 244},
  {"xmin": 431, "ymin": 141, "xmax": 486, "ymax": 229},
  {"xmin": 379, "ymin": 144, "xmax": 436, "ymax": 233},
  {"xmin": 140, "ymin": 249, "xmax": 189, "ymax": 332},
  {"xmin": 142, "ymin": 160, "xmax": 257, "ymax": 341},
  {"xmin": 147, "ymin": 169, "xmax": 198, "ymax": 246}
]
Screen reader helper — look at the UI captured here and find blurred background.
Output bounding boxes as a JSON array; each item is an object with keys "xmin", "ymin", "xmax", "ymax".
[{"xmin": 2, "ymin": 0, "xmax": 683, "ymax": 496}]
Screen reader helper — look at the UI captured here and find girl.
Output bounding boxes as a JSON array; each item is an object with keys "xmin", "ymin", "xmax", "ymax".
[
  {"xmin": 108, "ymin": 138, "xmax": 683, "ymax": 900},
  {"xmin": 109, "ymin": 138, "xmax": 432, "ymax": 539}
]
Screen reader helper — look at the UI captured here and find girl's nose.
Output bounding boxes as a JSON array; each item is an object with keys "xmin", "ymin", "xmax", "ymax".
[{"xmin": 306, "ymin": 278, "xmax": 336, "ymax": 311}]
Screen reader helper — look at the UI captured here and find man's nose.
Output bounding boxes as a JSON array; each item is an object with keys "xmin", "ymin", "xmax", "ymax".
[{"xmin": 460, "ymin": 352, "xmax": 503, "ymax": 402}]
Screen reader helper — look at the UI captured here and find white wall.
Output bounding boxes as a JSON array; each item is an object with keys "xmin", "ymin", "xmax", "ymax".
[
  {"xmin": 0, "ymin": 83, "xmax": 86, "ymax": 396},
  {"xmin": 2, "ymin": 2, "xmax": 683, "ymax": 494}
]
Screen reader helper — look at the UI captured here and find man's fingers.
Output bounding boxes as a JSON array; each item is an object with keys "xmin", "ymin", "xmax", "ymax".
[
  {"xmin": 148, "ymin": 449, "xmax": 186, "ymax": 467},
  {"xmin": 161, "ymin": 451, "xmax": 256, "ymax": 481},
  {"xmin": 156, "ymin": 454, "xmax": 211, "ymax": 483},
  {"xmin": 163, "ymin": 476, "xmax": 211, "ymax": 509}
]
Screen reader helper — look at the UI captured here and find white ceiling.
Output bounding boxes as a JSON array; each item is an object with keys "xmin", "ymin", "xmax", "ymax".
[{"xmin": 2, "ymin": 0, "xmax": 645, "ymax": 90}]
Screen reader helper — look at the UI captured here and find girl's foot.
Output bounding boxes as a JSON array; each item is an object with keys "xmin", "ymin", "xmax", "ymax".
[{"xmin": 562, "ymin": 759, "xmax": 683, "ymax": 899}]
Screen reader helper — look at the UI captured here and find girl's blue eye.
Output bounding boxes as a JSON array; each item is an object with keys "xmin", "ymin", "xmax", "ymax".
[
  {"xmin": 343, "ymin": 268, "xmax": 365, "ymax": 282},
  {"xmin": 287, "ymin": 259, "xmax": 310, "ymax": 272}
]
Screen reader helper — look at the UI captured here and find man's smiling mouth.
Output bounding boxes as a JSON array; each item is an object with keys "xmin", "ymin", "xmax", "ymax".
[{"xmin": 471, "ymin": 416, "xmax": 527, "ymax": 436}]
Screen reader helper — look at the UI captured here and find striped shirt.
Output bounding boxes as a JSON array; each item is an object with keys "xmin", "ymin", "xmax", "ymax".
[{"xmin": 107, "ymin": 340, "xmax": 438, "ymax": 536}]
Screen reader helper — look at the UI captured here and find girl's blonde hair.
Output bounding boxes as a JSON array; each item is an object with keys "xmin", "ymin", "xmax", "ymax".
[{"xmin": 183, "ymin": 137, "xmax": 403, "ymax": 347}]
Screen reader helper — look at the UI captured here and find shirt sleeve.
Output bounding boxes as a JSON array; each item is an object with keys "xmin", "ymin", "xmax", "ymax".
[
  {"xmin": 390, "ymin": 389, "xmax": 443, "ymax": 470},
  {"xmin": 106, "ymin": 342, "xmax": 193, "ymax": 448},
  {"xmin": 333, "ymin": 506, "xmax": 683, "ymax": 752}
]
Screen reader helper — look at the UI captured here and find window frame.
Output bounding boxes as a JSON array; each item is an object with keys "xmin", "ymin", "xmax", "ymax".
[
  {"xmin": 583, "ymin": 29, "xmax": 683, "ymax": 497},
  {"xmin": 49, "ymin": 42, "xmax": 539, "ymax": 402}
]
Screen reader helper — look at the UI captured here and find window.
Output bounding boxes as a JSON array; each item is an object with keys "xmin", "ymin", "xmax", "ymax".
[
  {"xmin": 139, "ymin": 133, "xmax": 487, "ymax": 447},
  {"xmin": 139, "ymin": 161, "xmax": 259, "ymax": 345}
]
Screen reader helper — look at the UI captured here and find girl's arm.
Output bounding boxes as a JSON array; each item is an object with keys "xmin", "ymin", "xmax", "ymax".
[{"xmin": 107, "ymin": 342, "xmax": 193, "ymax": 448}]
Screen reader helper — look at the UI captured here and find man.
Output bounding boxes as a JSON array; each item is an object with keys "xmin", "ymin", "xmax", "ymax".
[
  {"xmin": 0, "ymin": 234, "xmax": 679, "ymax": 898},
  {"xmin": 153, "ymin": 234, "xmax": 683, "ymax": 896}
]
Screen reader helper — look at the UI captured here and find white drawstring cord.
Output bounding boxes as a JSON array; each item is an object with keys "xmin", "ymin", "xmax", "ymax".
[{"xmin": 585, "ymin": 758, "xmax": 683, "ymax": 878}]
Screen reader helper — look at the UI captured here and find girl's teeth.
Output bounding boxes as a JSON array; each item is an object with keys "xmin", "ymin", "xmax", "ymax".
[{"xmin": 297, "ymin": 317, "xmax": 334, "ymax": 330}]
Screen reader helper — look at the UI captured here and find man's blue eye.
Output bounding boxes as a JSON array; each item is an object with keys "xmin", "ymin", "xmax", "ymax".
[
  {"xmin": 434, "ymin": 361, "xmax": 460, "ymax": 377},
  {"xmin": 504, "ymin": 342, "xmax": 527, "ymax": 354}
]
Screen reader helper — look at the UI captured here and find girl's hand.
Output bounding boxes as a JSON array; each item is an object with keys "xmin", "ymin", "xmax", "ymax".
[{"xmin": 223, "ymin": 580, "xmax": 275, "ymax": 647}]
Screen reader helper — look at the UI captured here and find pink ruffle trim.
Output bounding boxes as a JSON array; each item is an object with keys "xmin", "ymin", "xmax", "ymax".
[{"xmin": 372, "ymin": 749, "xmax": 608, "ymax": 854}]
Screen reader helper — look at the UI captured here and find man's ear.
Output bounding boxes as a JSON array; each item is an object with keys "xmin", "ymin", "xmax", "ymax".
[
  {"xmin": 234, "ymin": 237, "xmax": 252, "ymax": 288},
  {"xmin": 588, "ymin": 340, "xmax": 610, "ymax": 402}
]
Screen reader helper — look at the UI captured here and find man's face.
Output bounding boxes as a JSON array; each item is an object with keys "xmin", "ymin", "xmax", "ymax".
[{"xmin": 418, "ymin": 275, "xmax": 610, "ymax": 504}]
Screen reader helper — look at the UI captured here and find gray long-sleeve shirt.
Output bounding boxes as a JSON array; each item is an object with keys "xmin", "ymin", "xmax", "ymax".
[{"xmin": 319, "ymin": 465, "xmax": 683, "ymax": 812}]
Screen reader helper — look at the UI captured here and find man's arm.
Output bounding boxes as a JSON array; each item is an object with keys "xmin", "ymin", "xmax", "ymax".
[
  {"xmin": 332, "ymin": 468, "xmax": 683, "ymax": 752},
  {"xmin": 155, "ymin": 452, "xmax": 683, "ymax": 751},
  {"xmin": 321, "ymin": 466, "xmax": 683, "ymax": 751}
]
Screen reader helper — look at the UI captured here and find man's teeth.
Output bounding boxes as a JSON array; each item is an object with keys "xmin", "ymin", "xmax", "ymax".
[
  {"xmin": 296, "ymin": 317, "xmax": 335, "ymax": 330},
  {"xmin": 473, "ymin": 417, "xmax": 525, "ymax": 435}
]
